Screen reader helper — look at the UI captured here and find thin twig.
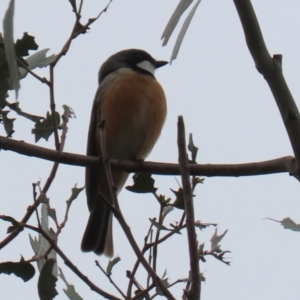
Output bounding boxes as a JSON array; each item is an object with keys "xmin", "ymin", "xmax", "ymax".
[
  {"xmin": 145, "ymin": 213, "xmax": 185, "ymax": 251},
  {"xmin": 126, "ymin": 271, "xmax": 147, "ymax": 296},
  {"xmin": 147, "ymin": 229, "xmax": 153, "ymax": 288},
  {"xmin": 0, "ymin": 161, "xmax": 60, "ymax": 250},
  {"xmin": 49, "ymin": 65, "xmax": 60, "ymax": 150},
  {"xmin": 95, "ymin": 260, "xmax": 127, "ymax": 299},
  {"xmin": 78, "ymin": 0, "xmax": 84, "ymax": 16},
  {"xmin": 131, "ymin": 283, "xmax": 156, "ymax": 300},
  {"xmin": 52, "ymin": 0, "xmax": 113, "ymax": 67},
  {"xmin": 17, "ymin": 57, "xmax": 50, "ymax": 85},
  {"xmin": 152, "ymin": 203, "xmax": 164, "ymax": 273},
  {"xmin": 97, "ymin": 121, "xmax": 176, "ymax": 300},
  {"xmin": 56, "ymin": 199, "xmax": 72, "ymax": 237},
  {"xmin": 18, "ymin": 222, "xmax": 121, "ymax": 300},
  {"xmin": 177, "ymin": 116, "xmax": 200, "ymax": 300},
  {"xmin": 127, "ymin": 223, "xmax": 154, "ymax": 299},
  {"xmin": 32, "ymin": 183, "xmax": 41, "ymax": 229}
]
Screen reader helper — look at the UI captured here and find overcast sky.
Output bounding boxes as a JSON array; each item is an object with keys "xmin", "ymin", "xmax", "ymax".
[{"xmin": 1, "ymin": 1, "xmax": 300, "ymax": 299}]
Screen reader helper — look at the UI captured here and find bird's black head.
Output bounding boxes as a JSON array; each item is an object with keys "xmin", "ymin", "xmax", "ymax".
[{"xmin": 99, "ymin": 49, "xmax": 168, "ymax": 82}]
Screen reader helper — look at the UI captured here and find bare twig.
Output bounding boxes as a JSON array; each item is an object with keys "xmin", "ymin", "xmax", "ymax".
[
  {"xmin": 95, "ymin": 260, "xmax": 127, "ymax": 299},
  {"xmin": 200, "ymin": 250, "xmax": 231, "ymax": 266},
  {"xmin": 0, "ymin": 160, "xmax": 60, "ymax": 250},
  {"xmin": 32, "ymin": 183, "xmax": 41, "ymax": 229},
  {"xmin": 17, "ymin": 57, "xmax": 50, "ymax": 85},
  {"xmin": 52, "ymin": 0, "xmax": 113, "ymax": 67},
  {"xmin": 147, "ymin": 229, "xmax": 153, "ymax": 288},
  {"xmin": 0, "ymin": 113, "xmax": 72, "ymax": 249},
  {"xmin": 18, "ymin": 222, "xmax": 121, "ymax": 300},
  {"xmin": 97, "ymin": 122, "xmax": 176, "ymax": 300},
  {"xmin": 78, "ymin": 0, "xmax": 84, "ymax": 16},
  {"xmin": 48, "ymin": 0, "xmax": 113, "ymax": 150},
  {"xmin": 233, "ymin": 0, "xmax": 300, "ymax": 177},
  {"xmin": 126, "ymin": 270, "xmax": 148, "ymax": 298},
  {"xmin": 49, "ymin": 65, "xmax": 60, "ymax": 150},
  {"xmin": 56, "ymin": 198, "xmax": 72, "ymax": 237},
  {"xmin": 131, "ymin": 283, "xmax": 155, "ymax": 300},
  {"xmin": 177, "ymin": 116, "xmax": 200, "ymax": 300},
  {"xmin": 127, "ymin": 223, "xmax": 154, "ymax": 299},
  {"xmin": 152, "ymin": 203, "xmax": 164, "ymax": 273}
]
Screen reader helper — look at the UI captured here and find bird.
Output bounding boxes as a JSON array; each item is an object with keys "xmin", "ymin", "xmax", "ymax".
[{"xmin": 81, "ymin": 49, "xmax": 168, "ymax": 256}]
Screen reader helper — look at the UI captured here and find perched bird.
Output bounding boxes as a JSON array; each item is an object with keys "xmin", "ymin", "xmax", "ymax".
[{"xmin": 81, "ymin": 49, "xmax": 168, "ymax": 256}]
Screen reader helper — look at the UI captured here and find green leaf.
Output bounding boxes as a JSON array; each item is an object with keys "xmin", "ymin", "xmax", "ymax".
[
  {"xmin": 266, "ymin": 217, "xmax": 300, "ymax": 232},
  {"xmin": 39, "ymin": 192, "xmax": 49, "ymax": 205},
  {"xmin": 0, "ymin": 40, "xmax": 10, "ymax": 109},
  {"xmin": 0, "ymin": 214, "xmax": 19, "ymax": 233},
  {"xmin": 170, "ymin": 0, "xmax": 202, "ymax": 63},
  {"xmin": 192, "ymin": 176, "xmax": 204, "ymax": 190},
  {"xmin": 19, "ymin": 48, "xmax": 55, "ymax": 79},
  {"xmin": 195, "ymin": 220, "xmax": 217, "ymax": 230},
  {"xmin": 188, "ymin": 133, "xmax": 199, "ymax": 163},
  {"xmin": 38, "ymin": 259, "xmax": 58, "ymax": 300},
  {"xmin": 15, "ymin": 32, "xmax": 38, "ymax": 57},
  {"xmin": 58, "ymin": 267, "xmax": 83, "ymax": 300},
  {"xmin": 0, "ymin": 35, "xmax": 6, "ymax": 68},
  {"xmin": 3, "ymin": 0, "xmax": 20, "ymax": 98},
  {"xmin": 0, "ymin": 109, "xmax": 15, "ymax": 137},
  {"xmin": 0, "ymin": 214, "xmax": 18, "ymax": 225},
  {"xmin": 32, "ymin": 111, "xmax": 60, "ymax": 142},
  {"xmin": 48, "ymin": 208, "xmax": 57, "ymax": 223},
  {"xmin": 66, "ymin": 184, "xmax": 84, "ymax": 207},
  {"xmin": 106, "ymin": 256, "xmax": 121, "ymax": 275},
  {"xmin": 133, "ymin": 290, "xmax": 146, "ymax": 300},
  {"xmin": 162, "ymin": 206, "xmax": 174, "ymax": 217},
  {"xmin": 171, "ymin": 188, "xmax": 185, "ymax": 209},
  {"xmin": 0, "ymin": 75, "xmax": 9, "ymax": 109},
  {"xmin": 6, "ymin": 101, "xmax": 44, "ymax": 122},
  {"xmin": 161, "ymin": 268, "xmax": 167, "ymax": 279},
  {"xmin": 161, "ymin": 0, "xmax": 193, "ymax": 46},
  {"xmin": 198, "ymin": 243, "xmax": 205, "ymax": 255},
  {"xmin": 126, "ymin": 173, "xmax": 157, "ymax": 194},
  {"xmin": 157, "ymin": 194, "xmax": 171, "ymax": 206},
  {"xmin": 280, "ymin": 217, "xmax": 300, "ymax": 231},
  {"xmin": 0, "ymin": 257, "xmax": 35, "ymax": 282},
  {"xmin": 149, "ymin": 218, "xmax": 171, "ymax": 231},
  {"xmin": 179, "ymin": 273, "xmax": 205, "ymax": 283},
  {"xmin": 155, "ymin": 278, "xmax": 169, "ymax": 296},
  {"xmin": 210, "ymin": 228, "xmax": 228, "ymax": 252},
  {"xmin": 29, "ymin": 204, "xmax": 57, "ymax": 274},
  {"xmin": 61, "ymin": 105, "xmax": 75, "ymax": 122}
]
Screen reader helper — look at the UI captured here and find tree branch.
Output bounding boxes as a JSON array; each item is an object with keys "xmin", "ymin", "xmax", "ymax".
[
  {"xmin": 233, "ymin": 0, "xmax": 300, "ymax": 177},
  {"xmin": 0, "ymin": 135, "xmax": 296, "ymax": 177},
  {"xmin": 177, "ymin": 116, "xmax": 200, "ymax": 300}
]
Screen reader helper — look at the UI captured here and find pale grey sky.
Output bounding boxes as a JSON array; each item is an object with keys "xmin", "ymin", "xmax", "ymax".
[{"xmin": 1, "ymin": 1, "xmax": 300, "ymax": 299}]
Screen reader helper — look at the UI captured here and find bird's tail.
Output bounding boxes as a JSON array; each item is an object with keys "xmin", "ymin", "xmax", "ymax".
[{"xmin": 81, "ymin": 196, "xmax": 113, "ymax": 256}]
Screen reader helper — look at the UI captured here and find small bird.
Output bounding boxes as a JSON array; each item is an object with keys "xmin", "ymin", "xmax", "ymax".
[{"xmin": 81, "ymin": 49, "xmax": 168, "ymax": 256}]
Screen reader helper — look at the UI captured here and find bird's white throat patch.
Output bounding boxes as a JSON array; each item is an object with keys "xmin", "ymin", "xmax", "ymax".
[{"xmin": 137, "ymin": 60, "xmax": 155, "ymax": 75}]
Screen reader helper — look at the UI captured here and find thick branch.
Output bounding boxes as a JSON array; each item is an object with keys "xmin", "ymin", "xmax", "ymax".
[
  {"xmin": 177, "ymin": 116, "xmax": 200, "ymax": 300},
  {"xmin": 0, "ymin": 135, "xmax": 296, "ymax": 177},
  {"xmin": 233, "ymin": 0, "xmax": 300, "ymax": 175}
]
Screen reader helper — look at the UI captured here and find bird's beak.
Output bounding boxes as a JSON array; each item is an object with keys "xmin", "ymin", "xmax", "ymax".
[{"xmin": 154, "ymin": 60, "xmax": 169, "ymax": 69}]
